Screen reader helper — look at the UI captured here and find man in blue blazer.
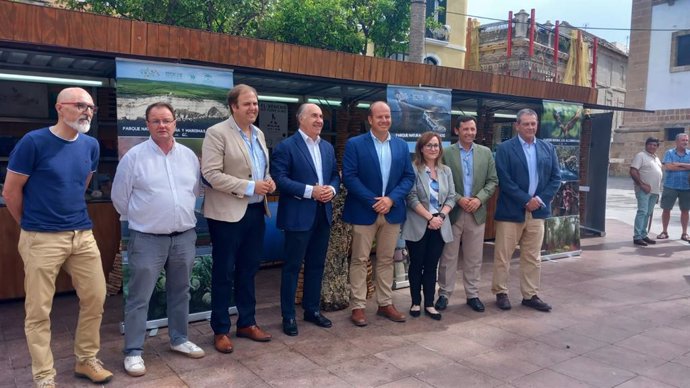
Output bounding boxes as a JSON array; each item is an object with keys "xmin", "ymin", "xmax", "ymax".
[
  {"xmin": 491, "ymin": 108, "xmax": 561, "ymax": 312},
  {"xmin": 342, "ymin": 101, "xmax": 415, "ymax": 326},
  {"xmin": 271, "ymin": 103, "xmax": 340, "ymax": 336}
]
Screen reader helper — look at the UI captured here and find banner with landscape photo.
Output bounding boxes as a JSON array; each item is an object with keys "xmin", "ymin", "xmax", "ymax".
[{"xmin": 116, "ymin": 59, "xmax": 234, "ymax": 329}]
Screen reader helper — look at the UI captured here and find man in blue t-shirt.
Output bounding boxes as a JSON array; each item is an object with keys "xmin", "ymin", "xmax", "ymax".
[
  {"xmin": 2, "ymin": 87, "xmax": 113, "ymax": 388},
  {"xmin": 657, "ymin": 133, "xmax": 690, "ymax": 242}
]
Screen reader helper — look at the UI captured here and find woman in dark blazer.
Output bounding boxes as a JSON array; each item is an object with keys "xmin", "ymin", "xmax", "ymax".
[{"xmin": 401, "ymin": 132, "xmax": 456, "ymax": 320}]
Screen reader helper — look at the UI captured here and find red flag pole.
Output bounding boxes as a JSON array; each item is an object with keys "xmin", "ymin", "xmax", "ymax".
[
  {"xmin": 592, "ymin": 36, "xmax": 599, "ymax": 88},
  {"xmin": 554, "ymin": 20, "xmax": 559, "ymax": 82},
  {"xmin": 529, "ymin": 9, "xmax": 535, "ymax": 78}
]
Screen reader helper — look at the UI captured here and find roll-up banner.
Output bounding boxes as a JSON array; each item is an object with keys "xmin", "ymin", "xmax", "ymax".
[
  {"xmin": 116, "ymin": 58, "xmax": 234, "ymax": 330},
  {"xmin": 541, "ymin": 100, "xmax": 583, "ymax": 259},
  {"xmin": 386, "ymin": 85, "xmax": 452, "ymax": 288}
]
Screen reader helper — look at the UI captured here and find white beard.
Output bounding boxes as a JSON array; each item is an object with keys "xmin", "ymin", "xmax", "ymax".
[{"xmin": 66, "ymin": 118, "xmax": 91, "ymax": 134}]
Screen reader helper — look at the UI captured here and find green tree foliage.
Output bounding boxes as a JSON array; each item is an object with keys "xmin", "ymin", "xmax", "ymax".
[
  {"xmin": 352, "ymin": 0, "xmax": 409, "ymax": 57},
  {"xmin": 258, "ymin": 0, "xmax": 363, "ymax": 53},
  {"xmin": 59, "ymin": 0, "xmax": 410, "ymax": 57},
  {"xmin": 58, "ymin": 0, "xmax": 270, "ymax": 35}
]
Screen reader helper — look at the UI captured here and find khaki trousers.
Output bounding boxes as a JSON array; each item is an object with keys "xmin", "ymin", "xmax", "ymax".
[
  {"xmin": 491, "ymin": 212, "xmax": 544, "ymax": 299},
  {"xmin": 438, "ymin": 211, "xmax": 486, "ymax": 300},
  {"xmin": 349, "ymin": 214, "xmax": 400, "ymax": 309},
  {"xmin": 18, "ymin": 229, "xmax": 106, "ymax": 382}
]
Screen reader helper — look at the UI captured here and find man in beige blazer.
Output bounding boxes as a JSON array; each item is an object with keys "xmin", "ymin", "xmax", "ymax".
[
  {"xmin": 436, "ymin": 116, "xmax": 498, "ymax": 313},
  {"xmin": 201, "ymin": 84, "xmax": 276, "ymax": 354}
]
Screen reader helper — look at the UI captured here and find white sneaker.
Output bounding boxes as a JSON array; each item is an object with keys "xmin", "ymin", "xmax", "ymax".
[
  {"xmin": 170, "ymin": 340, "xmax": 205, "ymax": 359},
  {"xmin": 34, "ymin": 377, "xmax": 55, "ymax": 388},
  {"xmin": 124, "ymin": 355, "xmax": 146, "ymax": 377}
]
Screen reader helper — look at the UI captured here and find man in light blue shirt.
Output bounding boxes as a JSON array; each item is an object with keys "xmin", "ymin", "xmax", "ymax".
[
  {"xmin": 492, "ymin": 109, "xmax": 561, "ymax": 312},
  {"xmin": 436, "ymin": 117, "xmax": 497, "ymax": 313},
  {"xmin": 342, "ymin": 101, "xmax": 415, "ymax": 326},
  {"xmin": 657, "ymin": 133, "xmax": 690, "ymax": 241}
]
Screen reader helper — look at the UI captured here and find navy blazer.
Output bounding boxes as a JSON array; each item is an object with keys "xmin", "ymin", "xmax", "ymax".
[
  {"xmin": 342, "ymin": 132, "xmax": 415, "ymax": 225},
  {"xmin": 494, "ymin": 136, "xmax": 561, "ymax": 222},
  {"xmin": 271, "ymin": 132, "xmax": 340, "ymax": 231}
]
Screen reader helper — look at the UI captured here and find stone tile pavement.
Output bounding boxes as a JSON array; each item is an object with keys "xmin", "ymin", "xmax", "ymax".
[{"xmin": 1, "ymin": 178, "xmax": 689, "ymax": 387}]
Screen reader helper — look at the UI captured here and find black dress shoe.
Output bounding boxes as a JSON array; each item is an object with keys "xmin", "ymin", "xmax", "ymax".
[
  {"xmin": 466, "ymin": 297, "xmax": 485, "ymax": 312},
  {"xmin": 434, "ymin": 295, "xmax": 448, "ymax": 311},
  {"xmin": 496, "ymin": 293, "xmax": 512, "ymax": 310},
  {"xmin": 424, "ymin": 307, "xmax": 442, "ymax": 320},
  {"xmin": 282, "ymin": 318, "xmax": 298, "ymax": 336},
  {"xmin": 409, "ymin": 305, "xmax": 421, "ymax": 317},
  {"xmin": 633, "ymin": 239, "xmax": 648, "ymax": 246},
  {"xmin": 521, "ymin": 295, "xmax": 552, "ymax": 312},
  {"xmin": 642, "ymin": 237, "xmax": 656, "ymax": 244},
  {"xmin": 303, "ymin": 312, "xmax": 332, "ymax": 328}
]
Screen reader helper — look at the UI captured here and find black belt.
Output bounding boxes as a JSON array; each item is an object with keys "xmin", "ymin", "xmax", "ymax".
[{"xmin": 143, "ymin": 229, "xmax": 190, "ymax": 237}]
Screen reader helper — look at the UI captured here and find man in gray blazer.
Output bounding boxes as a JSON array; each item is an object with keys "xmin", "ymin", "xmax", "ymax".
[{"xmin": 435, "ymin": 116, "xmax": 498, "ymax": 312}]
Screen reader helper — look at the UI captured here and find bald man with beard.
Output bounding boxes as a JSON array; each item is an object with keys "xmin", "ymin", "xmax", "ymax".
[{"xmin": 3, "ymin": 87, "xmax": 113, "ymax": 388}]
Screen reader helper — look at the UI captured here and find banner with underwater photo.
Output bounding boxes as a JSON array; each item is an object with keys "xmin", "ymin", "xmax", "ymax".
[
  {"xmin": 541, "ymin": 100, "xmax": 582, "ymax": 259},
  {"xmin": 387, "ymin": 85, "xmax": 452, "ymax": 143},
  {"xmin": 115, "ymin": 58, "xmax": 235, "ymax": 330}
]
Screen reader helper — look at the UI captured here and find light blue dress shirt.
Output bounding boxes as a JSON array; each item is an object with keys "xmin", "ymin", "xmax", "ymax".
[
  {"xmin": 518, "ymin": 134, "xmax": 539, "ymax": 197},
  {"xmin": 662, "ymin": 148, "xmax": 690, "ymax": 190},
  {"xmin": 238, "ymin": 125, "xmax": 267, "ymax": 204},
  {"xmin": 370, "ymin": 131, "xmax": 392, "ymax": 196},
  {"xmin": 459, "ymin": 143, "xmax": 474, "ymax": 198}
]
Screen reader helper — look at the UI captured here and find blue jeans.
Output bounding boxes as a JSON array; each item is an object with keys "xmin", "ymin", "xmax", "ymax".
[{"xmin": 634, "ymin": 188, "xmax": 658, "ymax": 240}]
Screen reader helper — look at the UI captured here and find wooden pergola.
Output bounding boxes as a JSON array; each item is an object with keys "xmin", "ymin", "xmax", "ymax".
[{"xmin": 0, "ymin": 0, "xmax": 596, "ymax": 104}]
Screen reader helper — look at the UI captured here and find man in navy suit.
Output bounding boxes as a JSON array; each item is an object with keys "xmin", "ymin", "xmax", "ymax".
[
  {"xmin": 271, "ymin": 103, "xmax": 340, "ymax": 336},
  {"xmin": 491, "ymin": 108, "xmax": 561, "ymax": 312},
  {"xmin": 342, "ymin": 101, "xmax": 415, "ymax": 326}
]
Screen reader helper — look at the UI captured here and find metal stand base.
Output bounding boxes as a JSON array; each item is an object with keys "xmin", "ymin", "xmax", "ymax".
[{"xmin": 120, "ymin": 307, "xmax": 238, "ymax": 335}]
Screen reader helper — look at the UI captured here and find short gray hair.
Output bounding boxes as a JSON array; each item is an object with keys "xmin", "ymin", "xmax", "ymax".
[
  {"xmin": 516, "ymin": 108, "xmax": 538, "ymax": 124},
  {"xmin": 676, "ymin": 133, "xmax": 688, "ymax": 140}
]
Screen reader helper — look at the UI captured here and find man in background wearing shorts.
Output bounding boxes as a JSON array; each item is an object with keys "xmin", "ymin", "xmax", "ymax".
[{"xmin": 657, "ymin": 133, "xmax": 690, "ymax": 242}]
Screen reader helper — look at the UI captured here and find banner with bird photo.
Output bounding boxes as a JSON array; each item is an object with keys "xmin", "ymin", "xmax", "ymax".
[
  {"xmin": 541, "ymin": 100, "xmax": 583, "ymax": 259},
  {"xmin": 116, "ymin": 59, "xmax": 235, "ymax": 330}
]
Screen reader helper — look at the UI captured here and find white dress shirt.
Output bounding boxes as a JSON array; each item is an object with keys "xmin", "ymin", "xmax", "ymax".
[
  {"xmin": 298, "ymin": 129, "xmax": 330, "ymax": 199},
  {"xmin": 111, "ymin": 138, "xmax": 200, "ymax": 234}
]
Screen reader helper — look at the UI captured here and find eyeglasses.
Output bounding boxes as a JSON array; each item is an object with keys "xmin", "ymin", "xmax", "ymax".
[
  {"xmin": 147, "ymin": 119, "xmax": 176, "ymax": 126},
  {"xmin": 61, "ymin": 102, "xmax": 98, "ymax": 113},
  {"xmin": 424, "ymin": 143, "xmax": 440, "ymax": 149}
]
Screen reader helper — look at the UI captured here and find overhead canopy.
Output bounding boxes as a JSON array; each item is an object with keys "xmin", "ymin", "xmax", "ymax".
[{"xmin": 1, "ymin": 1, "xmax": 645, "ymax": 120}]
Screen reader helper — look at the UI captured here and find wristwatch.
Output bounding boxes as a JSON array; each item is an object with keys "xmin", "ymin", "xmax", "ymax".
[{"xmin": 435, "ymin": 212, "xmax": 446, "ymax": 220}]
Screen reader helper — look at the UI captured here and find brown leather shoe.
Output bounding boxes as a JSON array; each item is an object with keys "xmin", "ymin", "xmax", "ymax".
[
  {"xmin": 351, "ymin": 308, "xmax": 368, "ymax": 327},
  {"xmin": 214, "ymin": 334, "xmax": 234, "ymax": 353},
  {"xmin": 376, "ymin": 305, "xmax": 406, "ymax": 322},
  {"xmin": 236, "ymin": 325, "xmax": 272, "ymax": 342}
]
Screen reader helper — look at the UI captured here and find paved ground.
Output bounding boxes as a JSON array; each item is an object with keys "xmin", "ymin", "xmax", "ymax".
[
  {"xmin": 1, "ymin": 177, "xmax": 689, "ymax": 388},
  {"xmin": 606, "ymin": 176, "xmax": 686, "ymax": 241}
]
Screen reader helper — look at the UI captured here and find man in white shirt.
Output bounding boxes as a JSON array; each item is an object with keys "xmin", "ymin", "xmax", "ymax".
[
  {"xmin": 111, "ymin": 102, "xmax": 204, "ymax": 378},
  {"xmin": 629, "ymin": 137, "xmax": 663, "ymax": 246}
]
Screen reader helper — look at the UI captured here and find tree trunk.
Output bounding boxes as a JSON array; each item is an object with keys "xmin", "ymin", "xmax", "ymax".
[{"xmin": 408, "ymin": 0, "xmax": 426, "ymax": 63}]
